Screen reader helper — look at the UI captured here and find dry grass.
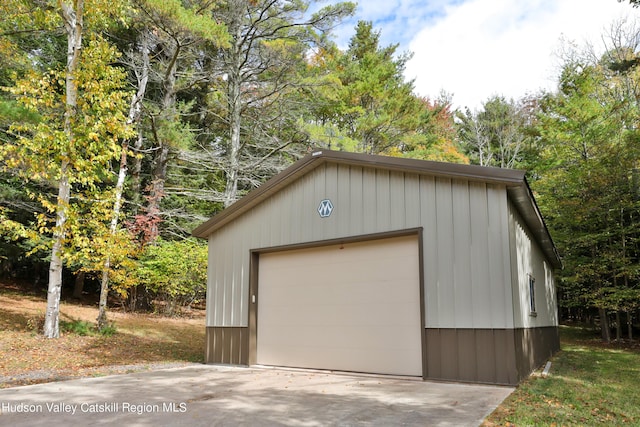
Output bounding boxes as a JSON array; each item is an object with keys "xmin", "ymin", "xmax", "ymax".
[{"xmin": 0, "ymin": 283, "xmax": 205, "ymax": 388}]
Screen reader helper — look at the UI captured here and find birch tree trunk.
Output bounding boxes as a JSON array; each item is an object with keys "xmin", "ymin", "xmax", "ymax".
[
  {"xmin": 44, "ymin": 0, "xmax": 84, "ymax": 339},
  {"xmin": 97, "ymin": 33, "xmax": 150, "ymax": 328},
  {"xmin": 96, "ymin": 144, "xmax": 127, "ymax": 329},
  {"xmin": 129, "ymin": 32, "xmax": 151, "ymax": 216}
]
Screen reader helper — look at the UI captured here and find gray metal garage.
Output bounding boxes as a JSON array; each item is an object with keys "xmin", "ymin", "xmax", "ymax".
[{"xmin": 192, "ymin": 149, "xmax": 562, "ymax": 385}]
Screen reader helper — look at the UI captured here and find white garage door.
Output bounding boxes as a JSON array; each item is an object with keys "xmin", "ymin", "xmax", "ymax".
[{"xmin": 257, "ymin": 234, "xmax": 423, "ymax": 376}]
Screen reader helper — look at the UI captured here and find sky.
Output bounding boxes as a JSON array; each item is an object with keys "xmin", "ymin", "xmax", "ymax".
[{"xmin": 324, "ymin": 0, "xmax": 639, "ymax": 110}]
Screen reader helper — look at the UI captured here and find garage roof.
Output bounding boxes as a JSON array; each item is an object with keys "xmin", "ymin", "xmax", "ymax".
[{"xmin": 192, "ymin": 149, "xmax": 561, "ymax": 269}]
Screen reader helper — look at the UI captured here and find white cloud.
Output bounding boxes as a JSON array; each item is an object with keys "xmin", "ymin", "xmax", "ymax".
[
  {"xmin": 404, "ymin": 0, "xmax": 638, "ymax": 110},
  {"xmin": 327, "ymin": 0, "xmax": 451, "ymax": 49}
]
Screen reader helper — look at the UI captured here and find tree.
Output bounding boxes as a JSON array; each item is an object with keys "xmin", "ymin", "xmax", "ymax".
[
  {"xmin": 456, "ymin": 95, "xmax": 529, "ymax": 169},
  {"xmin": 332, "ymin": 21, "xmax": 422, "ymax": 154},
  {"xmin": 124, "ymin": 0, "xmax": 229, "ymax": 238},
  {"xmin": 178, "ymin": 0, "xmax": 355, "ymax": 208},
  {"xmin": 135, "ymin": 238, "xmax": 207, "ymax": 314},
  {"xmin": 45, "ymin": 0, "xmax": 85, "ymax": 339},
  {"xmin": 535, "ymin": 55, "xmax": 640, "ymax": 341},
  {"xmin": 386, "ymin": 95, "xmax": 469, "ymax": 163},
  {"xmin": 93, "ymin": 0, "xmax": 229, "ymax": 326},
  {"xmin": 0, "ymin": 1, "xmax": 133, "ymax": 338}
]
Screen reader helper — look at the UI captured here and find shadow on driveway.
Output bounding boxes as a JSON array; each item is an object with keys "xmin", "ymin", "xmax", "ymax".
[{"xmin": 0, "ymin": 365, "xmax": 513, "ymax": 426}]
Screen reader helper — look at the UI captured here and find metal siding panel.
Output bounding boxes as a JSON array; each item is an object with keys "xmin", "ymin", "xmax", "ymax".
[
  {"xmin": 220, "ymin": 242, "xmax": 233, "ymax": 326},
  {"xmin": 222, "ymin": 235, "xmax": 233, "ymax": 326},
  {"xmin": 475, "ymin": 329, "xmax": 497, "ymax": 383},
  {"xmin": 337, "ymin": 164, "xmax": 352, "ymax": 237},
  {"xmin": 488, "ymin": 186, "xmax": 513, "ymax": 328},
  {"xmin": 237, "ymin": 245, "xmax": 249, "ymax": 326},
  {"xmin": 229, "ymin": 329, "xmax": 240, "ymax": 363},
  {"xmin": 494, "ymin": 329, "xmax": 518, "ymax": 385},
  {"xmin": 259, "ymin": 197, "xmax": 271, "ymax": 248},
  {"xmin": 457, "ymin": 329, "xmax": 477, "ymax": 382},
  {"xmin": 209, "ymin": 240, "xmax": 220, "ymax": 326},
  {"xmin": 439, "ymin": 328, "xmax": 458, "ymax": 379},
  {"xmin": 510, "ymin": 202, "xmax": 559, "ymax": 329},
  {"xmin": 227, "ymin": 243, "xmax": 237, "ymax": 326},
  {"xmin": 469, "ymin": 182, "xmax": 492, "ymax": 328},
  {"xmin": 421, "ymin": 176, "xmax": 439, "ymax": 327},
  {"xmin": 497, "ymin": 189, "xmax": 514, "ymax": 328},
  {"xmin": 508, "ymin": 207, "xmax": 525, "ymax": 328},
  {"xmin": 425, "ymin": 329, "xmax": 441, "ymax": 378},
  {"xmin": 205, "ymin": 327, "xmax": 249, "ymax": 365},
  {"xmin": 300, "ymin": 171, "xmax": 316, "ymax": 243},
  {"xmin": 206, "ymin": 237, "xmax": 217, "ymax": 327},
  {"xmin": 390, "ymin": 171, "xmax": 406, "ymax": 229},
  {"xmin": 424, "ymin": 328, "xmax": 520, "ymax": 385},
  {"xmin": 375, "ymin": 169, "xmax": 391, "ymax": 230},
  {"xmin": 232, "ymin": 241, "xmax": 245, "ymax": 326},
  {"xmin": 311, "ymin": 163, "xmax": 324, "ymax": 241},
  {"xmin": 288, "ymin": 179, "xmax": 303, "ymax": 242},
  {"xmin": 213, "ymin": 328, "xmax": 223, "ymax": 362},
  {"xmin": 318, "ymin": 163, "xmax": 337, "ymax": 239},
  {"xmin": 435, "ymin": 177, "xmax": 455, "ymax": 327},
  {"xmin": 348, "ymin": 166, "xmax": 365, "ymax": 236},
  {"xmin": 545, "ymin": 262, "xmax": 559, "ymax": 326},
  {"xmin": 278, "ymin": 181, "xmax": 293, "ymax": 243},
  {"xmin": 452, "ymin": 180, "xmax": 472, "ymax": 328},
  {"xmin": 404, "ymin": 173, "xmax": 421, "ymax": 227},
  {"xmin": 362, "ymin": 168, "xmax": 377, "ymax": 233}
]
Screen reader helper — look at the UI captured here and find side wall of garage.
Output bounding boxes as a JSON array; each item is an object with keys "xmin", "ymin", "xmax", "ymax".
[
  {"xmin": 508, "ymin": 202, "xmax": 561, "ymax": 380},
  {"xmin": 205, "ymin": 162, "xmax": 520, "ymax": 382}
]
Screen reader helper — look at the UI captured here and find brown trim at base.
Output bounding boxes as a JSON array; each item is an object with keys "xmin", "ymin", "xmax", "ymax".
[
  {"xmin": 515, "ymin": 326, "xmax": 560, "ymax": 380},
  {"xmin": 425, "ymin": 327, "xmax": 559, "ymax": 385},
  {"xmin": 205, "ymin": 327, "xmax": 249, "ymax": 365},
  {"xmin": 206, "ymin": 326, "xmax": 559, "ymax": 385}
]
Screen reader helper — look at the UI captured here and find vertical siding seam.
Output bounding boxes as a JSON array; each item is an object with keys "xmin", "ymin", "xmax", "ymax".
[
  {"xmin": 221, "ymin": 249, "xmax": 228, "ymax": 327},
  {"xmin": 503, "ymin": 193, "xmax": 516, "ymax": 329},
  {"xmin": 484, "ymin": 184, "xmax": 492, "ymax": 326},
  {"xmin": 424, "ymin": 176, "xmax": 438, "ymax": 328},
  {"xmin": 468, "ymin": 181, "xmax": 476, "ymax": 328}
]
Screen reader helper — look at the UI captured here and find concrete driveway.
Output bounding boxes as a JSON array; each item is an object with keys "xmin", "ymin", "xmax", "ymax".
[{"xmin": 0, "ymin": 365, "xmax": 513, "ymax": 426}]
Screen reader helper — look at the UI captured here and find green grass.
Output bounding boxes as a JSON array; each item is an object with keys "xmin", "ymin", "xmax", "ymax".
[
  {"xmin": 59, "ymin": 319, "xmax": 118, "ymax": 337},
  {"xmin": 485, "ymin": 325, "xmax": 640, "ymax": 426},
  {"xmin": 60, "ymin": 319, "xmax": 94, "ymax": 336}
]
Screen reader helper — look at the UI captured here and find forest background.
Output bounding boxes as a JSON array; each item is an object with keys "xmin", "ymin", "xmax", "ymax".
[{"xmin": 1, "ymin": 0, "xmax": 639, "ymax": 342}]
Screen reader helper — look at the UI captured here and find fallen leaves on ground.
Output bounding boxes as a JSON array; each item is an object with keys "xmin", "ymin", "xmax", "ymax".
[{"xmin": 0, "ymin": 284, "xmax": 205, "ymax": 389}]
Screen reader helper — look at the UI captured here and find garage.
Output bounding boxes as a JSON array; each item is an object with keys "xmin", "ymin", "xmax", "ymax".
[
  {"xmin": 193, "ymin": 149, "xmax": 562, "ymax": 385},
  {"xmin": 256, "ymin": 235, "xmax": 423, "ymax": 377}
]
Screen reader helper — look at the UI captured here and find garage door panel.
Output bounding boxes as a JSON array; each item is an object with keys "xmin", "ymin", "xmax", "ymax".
[
  {"xmin": 259, "ymin": 324, "xmax": 422, "ymax": 349},
  {"xmin": 261, "ymin": 304, "xmax": 418, "ymax": 328},
  {"xmin": 261, "ymin": 278, "xmax": 419, "ymax": 307},
  {"xmin": 258, "ymin": 341, "xmax": 422, "ymax": 377},
  {"xmin": 257, "ymin": 235, "xmax": 423, "ymax": 377}
]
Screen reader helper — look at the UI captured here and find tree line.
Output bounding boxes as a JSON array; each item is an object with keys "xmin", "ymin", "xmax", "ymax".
[{"xmin": 0, "ymin": 0, "xmax": 638, "ymax": 342}]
